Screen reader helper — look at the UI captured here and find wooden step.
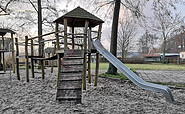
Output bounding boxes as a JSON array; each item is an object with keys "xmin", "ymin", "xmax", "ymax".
[
  {"xmin": 61, "ymin": 64, "xmax": 83, "ymax": 72},
  {"xmin": 59, "ymin": 75, "xmax": 82, "ymax": 81},
  {"xmin": 56, "ymin": 89, "xmax": 82, "ymax": 100},
  {"xmin": 62, "ymin": 59, "xmax": 83, "ymax": 65},
  {"xmin": 58, "ymin": 80, "xmax": 82, "ymax": 89},
  {"xmin": 64, "ymin": 49, "xmax": 83, "ymax": 57}
]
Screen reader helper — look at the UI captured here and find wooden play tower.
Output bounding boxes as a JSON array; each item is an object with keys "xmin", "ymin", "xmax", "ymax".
[
  {"xmin": 53, "ymin": 7, "xmax": 104, "ymax": 103},
  {"xmin": 0, "ymin": 28, "xmax": 15, "ymax": 73}
]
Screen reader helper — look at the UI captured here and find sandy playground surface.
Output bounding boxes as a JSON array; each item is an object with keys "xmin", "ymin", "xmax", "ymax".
[{"xmin": 0, "ymin": 68, "xmax": 185, "ymax": 114}]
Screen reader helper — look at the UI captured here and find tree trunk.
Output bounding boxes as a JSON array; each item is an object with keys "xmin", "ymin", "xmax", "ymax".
[
  {"xmin": 162, "ymin": 36, "xmax": 166, "ymax": 64},
  {"xmin": 38, "ymin": 0, "xmax": 42, "ymax": 58},
  {"xmin": 107, "ymin": 0, "xmax": 120, "ymax": 75}
]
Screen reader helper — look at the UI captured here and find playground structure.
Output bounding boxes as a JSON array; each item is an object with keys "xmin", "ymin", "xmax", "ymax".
[
  {"xmin": 0, "ymin": 28, "xmax": 15, "ymax": 73},
  {"xmin": 12, "ymin": 7, "xmax": 174, "ymax": 103}
]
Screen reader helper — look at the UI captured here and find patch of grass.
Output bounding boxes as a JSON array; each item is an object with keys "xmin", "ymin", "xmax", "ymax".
[
  {"xmin": 99, "ymin": 73, "xmax": 128, "ymax": 80},
  {"xmin": 91, "ymin": 62, "xmax": 185, "ymax": 71}
]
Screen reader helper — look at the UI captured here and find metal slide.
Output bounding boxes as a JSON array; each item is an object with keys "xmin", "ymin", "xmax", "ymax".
[{"xmin": 92, "ymin": 39, "xmax": 174, "ymax": 103}]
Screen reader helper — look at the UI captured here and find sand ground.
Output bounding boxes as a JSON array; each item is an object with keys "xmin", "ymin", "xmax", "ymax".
[{"xmin": 0, "ymin": 68, "xmax": 185, "ymax": 114}]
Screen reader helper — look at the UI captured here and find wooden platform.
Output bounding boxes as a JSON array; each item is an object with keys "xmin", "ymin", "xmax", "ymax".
[{"xmin": 56, "ymin": 49, "xmax": 83, "ymax": 103}]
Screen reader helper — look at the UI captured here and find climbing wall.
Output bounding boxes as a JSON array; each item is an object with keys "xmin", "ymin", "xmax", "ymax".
[{"xmin": 56, "ymin": 49, "xmax": 84, "ymax": 103}]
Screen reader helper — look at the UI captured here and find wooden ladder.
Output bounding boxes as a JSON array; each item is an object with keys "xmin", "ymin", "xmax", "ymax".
[{"xmin": 56, "ymin": 49, "xmax": 84, "ymax": 103}]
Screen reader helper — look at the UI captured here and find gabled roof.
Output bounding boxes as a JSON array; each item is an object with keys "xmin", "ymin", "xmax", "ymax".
[
  {"xmin": 0, "ymin": 28, "xmax": 15, "ymax": 36},
  {"xmin": 53, "ymin": 6, "xmax": 104, "ymax": 27}
]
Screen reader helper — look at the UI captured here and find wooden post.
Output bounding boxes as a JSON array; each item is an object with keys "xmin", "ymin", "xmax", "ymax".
[
  {"xmin": 25, "ymin": 36, "xmax": 29, "ymax": 82},
  {"xmin": 2, "ymin": 35, "xmax": 6, "ymax": 72},
  {"xmin": 94, "ymin": 24, "xmax": 102, "ymax": 86},
  {"xmin": 15, "ymin": 38, "xmax": 20, "ymax": 80},
  {"xmin": 11, "ymin": 33, "xmax": 15, "ymax": 73},
  {"xmin": 56, "ymin": 23, "xmax": 61, "ymax": 86},
  {"xmin": 72, "ymin": 27, "xmax": 75, "ymax": 49},
  {"xmin": 82, "ymin": 20, "xmax": 89, "ymax": 90},
  {"xmin": 88, "ymin": 28, "xmax": 92, "ymax": 83},
  {"xmin": 88, "ymin": 53, "xmax": 91, "ymax": 83},
  {"xmin": 31, "ymin": 39, "xmax": 34, "ymax": 78},
  {"xmin": 94, "ymin": 52, "xmax": 99, "ymax": 86},
  {"xmin": 51, "ymin": 43, "xmax": 56, "ymax": 73},
  {"xmin": 41, "ymin": 41, "xmax": 44, "ymax": 79},
  {"xmin": 64, "ymin": 18, "xmax": 68, "ymax": 49}
]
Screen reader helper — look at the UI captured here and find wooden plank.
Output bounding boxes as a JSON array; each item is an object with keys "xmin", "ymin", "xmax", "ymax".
[
  {"xmin": 15, "ymin": 38, "xmax": 20, "ymax": 80},
  {"xmin": 56, "ymin": 90, "xmax": 82, "ymax": 99},
  {"xmin": 61, "ymin": 64, "xmax": 83, "ymax": 72},
  {"xmin": 58, "ymin": 80, "xmax": 82, "ymax": 89}
]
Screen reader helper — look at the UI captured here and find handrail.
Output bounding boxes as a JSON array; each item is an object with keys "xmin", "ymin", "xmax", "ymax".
[{"xmin": 28, "ymin": 30, "xmax": 64, "ymax": 40}]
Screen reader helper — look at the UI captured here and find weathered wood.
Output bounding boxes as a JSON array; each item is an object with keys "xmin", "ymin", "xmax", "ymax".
[
  {"xmin": 82, "ymin": 20, "xmax": 89, "ymax": 90},
  {"xmin": 15, "ymin": 38, "xmax": 20, "ymax": 80},
  {"xmin": 64, "ymin": 18, "xmax": 68, "ymax": 49},
  {"xmin": 88, "ymin": 53, "xmax": 91, "ymax": 83},
  {"xmin": 72, "ymin": 27, "xmax": 75, "ymax": 49},
  {"xmin": 25, "ymin": 36, "xmax": 29, "ymax": 82},
  {"xmin": 2, "ymin": 36, "xmax": 6, "ymax": 72},
  {"xmin": 11, "ymin": 33, "xmax": 15, "ymax": 73},
  {"xmin": 94, "ymin": 52, "xmax": 99, "ymax": 86},
  {"xmin": 56, "ymin": 23, "xmax": 61, "ymax": 86},
  {"xmin": 41, "ymin": 60, "xmax": 44, "ymax": 79},
  {"xmin": 31, "ymin": 39, "xmax": 34, "ymax": 78},
  {"xmin": 98, "ymin": 23, "xmax": 102, "ymax": 40},
  {"xmin": 56, "ymin": 49, "xmax": 83, "ymax": 103},
  {"xmin": 51, "ymin": 44, "xmax": 56, "ymax": 73}
]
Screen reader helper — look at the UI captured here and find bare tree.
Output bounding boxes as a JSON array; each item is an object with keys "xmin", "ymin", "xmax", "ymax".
[
  {"xmin": 117, "ymin": 11, "xmax": 137, "ymax": 61},
  {"xmin": 138, "ymin": 31, "xmax": 159, "ymax": 54},
  {"xmin": 148, "ymin": 1, "xmax": 184, "ymax": 63}
]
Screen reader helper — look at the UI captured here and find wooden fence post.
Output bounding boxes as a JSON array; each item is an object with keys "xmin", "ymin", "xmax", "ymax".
[{"xmin": 15, "ymin": 38, "xmax": 20, "ymax": 80}]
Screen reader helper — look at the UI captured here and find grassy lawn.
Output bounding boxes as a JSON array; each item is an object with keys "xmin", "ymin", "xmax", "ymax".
[{"xmin": 91, "ymin": 62, "xmax": 185, "ymax": 71}]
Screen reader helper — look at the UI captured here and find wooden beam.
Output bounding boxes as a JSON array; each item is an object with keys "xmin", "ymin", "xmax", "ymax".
[
  {"xmin": 64, "ymin": 18, "xmax": 68, "ymax": 49},
  {"xmin": 56, "ymin": 23, "xmax": 61, "ymax": 86},
  {"xmin": 11, "ymin": 33, "xmax": 15, "ymax": 73},
  {"xmin": 88, "ymin": 53, "xmax": 91, "ymax": 83},
  {"xmin": 82, "ymin": 20, "xmax": 89, "ymax": 90},
  {"xmin": 51, "ymin": 43, "xmax": 56, "ymax": 73},
  {"xmin": 25, "ymin": 36, "xmax": 29, "ymax": 82},
  {"xmin": 72, "ymin": 27, "xmax": 74, "ymax": 49},
  {"xmin": 15, "ymin": 38, "xmax": 20, "ymax": 80},
  {"xmin": 2, "ymin": 36, "xmax": 6, "ymax": 72}
]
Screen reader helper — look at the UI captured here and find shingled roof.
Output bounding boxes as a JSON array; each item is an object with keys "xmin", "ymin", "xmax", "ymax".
[
  {"xmin": 53, "ymin": 6, "xmax": 104, "ymax": 27},
  {"xmin": 0, "ymin": 28, "xmax": 15, "ymax": 36}
]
